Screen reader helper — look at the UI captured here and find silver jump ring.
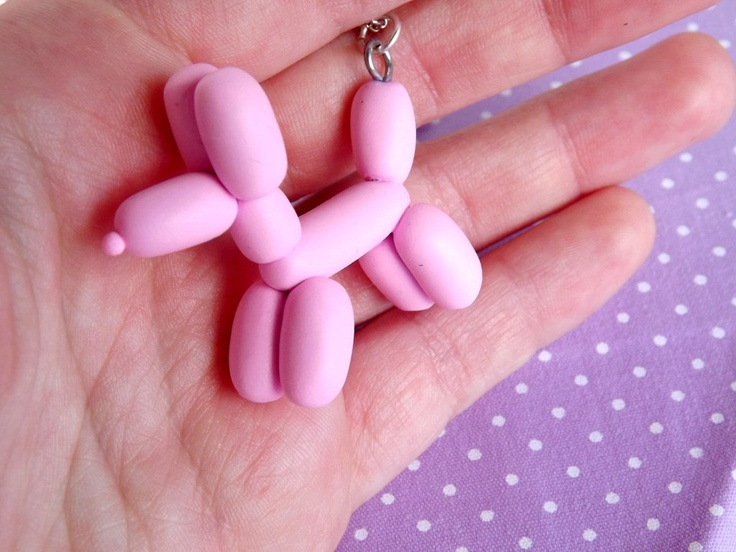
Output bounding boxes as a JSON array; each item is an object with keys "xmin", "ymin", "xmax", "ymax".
[
  {"xmin": 359, "ymin": 14, "xmax": 401, "ymax": 54},
  {"xmin": 359, "ymin": 14, "xmax": 402, "ymax": 54},
  {"xmin": 361, "ymin": 17, "xmax": 390, "ymax": 36},
  {"xmin": 377, "ymin": 14, "xmax": 401, "ymax": 53},
  {"xmin": 364, "ymin": 39, "xmax": 393, "ymax": 82}
]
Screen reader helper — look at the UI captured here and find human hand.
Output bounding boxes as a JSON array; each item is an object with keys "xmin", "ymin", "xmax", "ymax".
[{"xmin": 0, "ymin": 0, "xmax": 733, "ymax": 550}]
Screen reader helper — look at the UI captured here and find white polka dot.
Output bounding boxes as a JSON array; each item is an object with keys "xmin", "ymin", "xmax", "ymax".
[
  {"xmin": 710, "ymin": 412, "xmax": 725, "ymax": 424},
  {"xmin": 480, "ymin": 110, "xmax": 493, "ymax": 120},
  {"xmin": 589, "ymin": 431, "xmax": 603, "ymax": 443},
  {"xmin": 712, "ymin": 327, "xmax": 726, "ymax": 339},
  {"xmin": 567, "ymin": 466, "xmax": 581, "ymax": 478},
  {"xmin": 443, "ymin": 484, "xmax": 457, "ymax": 497},
  {"xmin": 633, "ymin": 366, "xmax": 647, "ymax": 378},
  {"xmin": 438, "ymin": 428, "xmax": 446, "ymax": 438},
  {"xmin": 492, "ymin": 416, "xmax": 506, "ymax": 427},
  {"xmin": 506, "ymin": 474, "xmax": 520, "ymax": 486},
  {"xmin": 575, "ymin": 375, "xmax": 589, "ymax": 386},
  {"xmin": 689, "ymin": 543, "xmax": 703, "ymax": 552},
  {"xmin": 380, "ymin": 493, "xmax": 395, "ymax": 505},
  {"xmin": 686, "ymin": 22, "xmax": 699, "ymax": 32},
  {"xmin": 612, "ymin": 399, "xmax": 626, "ymax": 411},
  {"xmin": 675, "ymin": 304, "xmax": 689, "ymax": 315},
  {"xmin": 605, "ymin": 492, "xmax": 620, "ymax": 504},
  {"xmin": 710, "ymin": 504, "xmax": 725, "ymax": 517},
  {"xmin": 596, "ymin": 342, "xmax": 610, "ymax": 355},
  {"xmin": 680, "ymin": 152, "xmax": 694, "ymax": 163},
  {"xmin": 550, "ymin": 80, "xmax": 563, "ymax": 89},
  {"xmin": 468, "ymin": 449, "xmax": 482, "ymax": 461},
  {"xmin": 543, "ymin": 501, "xmax": 558, "ymax": 513},
  {"xmin": 713, "ymin": 246, "xmax": 727, "ymax": 257},
  {"xmin": 677, "ymin": 225, "xmax": 692, "ymax": 237},
  {"xmin": 519, "ymin": 536, "xmax": 533, "ymax": 550},
  {"xmin": 732, "ymin": 296, "xmax": 736, "ymax": 307},
  {"xmin": 649, "ymin": 422, "xmax": 664, "ymax": 435},
  {"xmin": 715, "ymin": 170, "xmax": 728, "ymax": 182},
  {"xmin": 515, "ymin": 382, "xmax": 529, "ymax": 394},
  {"xmin": 689, "ymin": 447, "xmax": 704, "ymax": 459},
  {"xmin": 671, "ymin": 390, "xmax": 686, "ymax": 402},
  {"xmin": 694, "ymin": 274, "xmax": 708, "ymax": 286},
  {"xmin": 618, "ymin": 50, "xmax": 633, "ymax": 61},
  {"xmin": 653, "ymin": 335, "xmax": 667, "ymax": 347},
  {"xmin": 722, "ymin": 39, "xmax": 733, "ymax": 49},
  {"xmin": 731, "ymin": 381, "xmax": 736, "ymax": 392},
  {"xmin": 695, "ymin": 198, "xmax": 710, "ymax": 209},
  {"xmin": 668, "ymin": 481, "xmax": 683, "ymax": 494},
  {"xmin": 658, "ymin": 253, "xmax": 671, "ymax": 264},
  {"xmin": 617, "ymin": 312, "xmax": 630, "ymax": 323},
  {"xmin": 408, "ymin": 460, "xmax": 421, "ymax": 471},
  {"xmin": 456, "ymin": 548, "xmax": 469, "ymax": 552},
  {"xmin": 529, "ymin": 439, "xmax": 543, "ymax": 452},
  {"xmin": 417, "ymin": 520, "xmax": 431, "ymax": 532},
  {"xmin": 731, "ymin": 469, "xmax": 736, "ymax": 480},
  {"xmin": 354, "ymin": 528, "xmax": 368, "ymax": 541},
  {"xmin": 637, "ymin": 281, "xmax": 651, "ymax": 293},
  {"xmin": 501, "ymin": 89, "xmax": 513, "ymax": 97},
  {"xmin": 571, "ymin": 60, "xmax": 583, "ymax": 68},
  {"xmin": 628, "ymin": 457, "xmax": 643, "ymax": 469},
  {"xmin": 647, "ymin": 518, "xmax": 660, "ymax": 531},
  {"xmin": 552, "ymin": 407, "xmax": 566, "ymax": 419},
  {"xmin": 538, "ymin": 350, "xmax": 552, "ymax": 362},
  {"xmin": 692, "ymin": 358, "xmax": 705, "ymax": 370},
  {"xmin": 480, "ymin": 510, "xmax": 494, "ymax": 522},
  {"xmin": 661, "ymin": 177, "xmax": 675, "ymax": 189},
  {"xmin": 582, "ymin": 529, "xmax": 597, "ymax": 542}
]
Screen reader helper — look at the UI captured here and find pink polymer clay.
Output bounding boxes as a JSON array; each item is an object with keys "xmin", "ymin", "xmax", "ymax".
[
  {"xmin": 279, "ymin": 277, "xmax": 354, "ymax": 408},
  {"xmin": 394, "ymin": 203, "xmax": 482, "ymax": 310},
  {"xmin": 163, "ymin": 63, "xmax": 217, "ymax": 172},
  {"xmin": 351, "ymin": 80, "xmax": 416, "ymax": 184},
  {"xmin": 195, "ymin": 67, "xmax": 287, "ymax": 200},
  {"xmin": 259, "ymin": 181, "xmax": 410, "ymax": 290},
  {"xmin": 230, "ymin": 282, "xmax": 286, "ymax": 403},
  {"xmin": 102, "ymin": 172, "xmax": 238, "ymax": 257},
  {"xmin": 230, "ymin": 189, "xmax": 301, "ymax": 264},
  {"xmin": 359, "ymin": 235, "xmax": 434, "ymax": 311}
]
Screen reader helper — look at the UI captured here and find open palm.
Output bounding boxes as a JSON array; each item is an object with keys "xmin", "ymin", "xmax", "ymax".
[{"xmin": 1, "ymin": 0, "xmax": 734, "ymax": 550}]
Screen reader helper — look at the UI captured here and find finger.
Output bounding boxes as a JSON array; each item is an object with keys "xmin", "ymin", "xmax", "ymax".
[
  {"xmin": 267, "ymin": 0, "xmax": 719, "ymax": 196},
  {"xmin": 342, "ymin": 32, "xmax": 736, "ymax": 324},
  {"xmin": 0, "ymin": 0, "xmax": 412, "ymax": 223},
  {"xmin": 345, "ymin": 185, "xmax": 655, "ymax": 506},
  {"xmin": 411, "ymin": 33, "xmax": 736, "ymax": 247},
  {"xmin": 106, "ymin": 0, "xmax": 415, "ymax": 80}
]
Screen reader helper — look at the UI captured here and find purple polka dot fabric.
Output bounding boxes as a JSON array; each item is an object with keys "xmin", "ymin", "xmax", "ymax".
[{"xmin": 338, "ymin": 5, "xmax": 736, "ymax": 551}]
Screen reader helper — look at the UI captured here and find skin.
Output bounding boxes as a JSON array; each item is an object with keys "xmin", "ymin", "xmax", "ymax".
[{"xmin": 0, "ymin": 0, "xmax": 734, "ymax": 549}]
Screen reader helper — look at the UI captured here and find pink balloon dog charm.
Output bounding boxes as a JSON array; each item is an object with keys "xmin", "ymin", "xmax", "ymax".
[{"xmin": 102, "ymin": 14, "xmax": 482, "ymax": 408}]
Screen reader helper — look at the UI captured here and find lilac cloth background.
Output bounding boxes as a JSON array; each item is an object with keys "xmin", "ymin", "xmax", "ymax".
[{"xmin": 338, "ymin": 5, "xmax": 736, "ymax": 552}]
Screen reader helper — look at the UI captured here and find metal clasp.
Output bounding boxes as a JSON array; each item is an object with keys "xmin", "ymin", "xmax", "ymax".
[{"xmin": 359, "ymin": 14, "xmax": 402, "ymax": 82}]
